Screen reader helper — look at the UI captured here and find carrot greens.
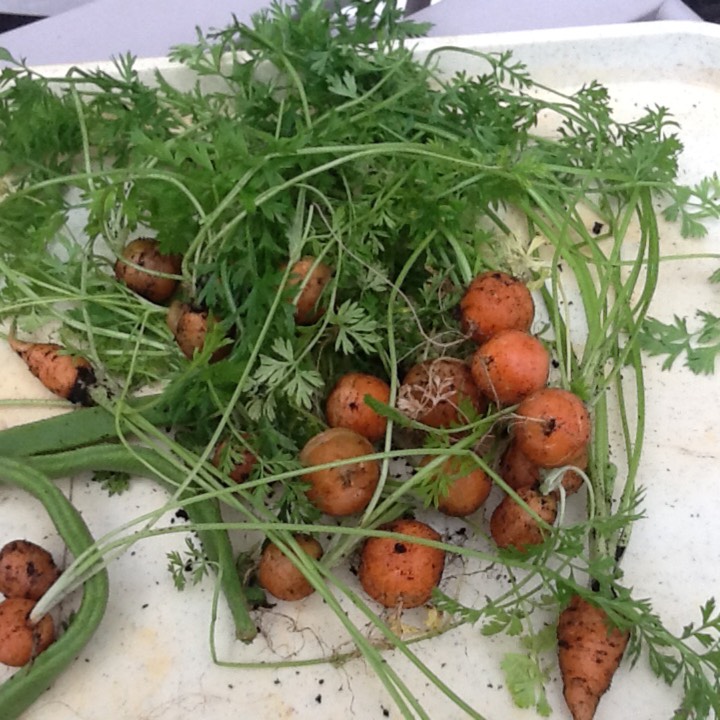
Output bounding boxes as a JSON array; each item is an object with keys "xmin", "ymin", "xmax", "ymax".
[{"xmin": 0, "ymin": 1, "xmax": 719, "ymax": 719}]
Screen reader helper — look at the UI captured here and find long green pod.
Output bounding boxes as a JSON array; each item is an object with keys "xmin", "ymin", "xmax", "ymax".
[
  {"xmin": 0, "ymin": 459, "xmax": 110, "ymax": 720},
  {"xmin": 26, "ymin": 444, "xmax": 257, "ymax": 642},
  {"xmin": 0, "ymin": 396, "xmax": 171, "ymax": 458}
]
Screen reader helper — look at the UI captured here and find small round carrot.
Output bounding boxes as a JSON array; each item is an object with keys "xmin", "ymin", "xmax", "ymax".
[
  {"xmin": 0, "ymin": 597, "xmax": 55, "ymax": 667},
  {"xmin": 325, "ymin": 372, "xmax": 391, "ymax": 442},
  {"xmin": 299, "ymin": 427, "xmax": 380, "ymax": 516},
  {"xmin": 257, "ymin": 535, "xmax": 323, "ymax": 601},
  {"xmin": 167, "ymin": 302, "xmax": 230, "ymax": 362},
  {"xmin": 114, "ymin": 237, "xmax": 182, "ymax": 304},
  {"xmin": 8, "ymin": 328, "xmax": 96, "ymax": 405},
  {"xmin": 420, "ymin": 455, "xmax": 492, "ymax": 517},
  {"xmin": 499, "ymin": 441, "xmax": 588, "ymax": 495},
  {"xmin": 211, "ymin": 438, "xmax": 257, "ymax": 484},
  {"xmin": 557, "ymin": 594, "xmax": 630, "ymax": 720},
  {"xmin": 459, "ymin": 271, "xmax": 534, "ymax": 344},
  {"xmin": 397, "ymin": 357, "xmax": 486, "ymax": 428},
  {"xmin": 358, "ymin": 518, "xmax": 445, "ymax": 609},
  {"xmin": 286, "ymin": 256, "xmax": 332, "ymax": 325},
  {"xmin": 489, "ymin": 487, "xmax": 558, "ymax": 551},
  {"xmin": 471, "ymin": 329, "xmax": 550, "ymax": 406},
  {"xmin": 0, "ymin": 540, "xmax": 60, "ymax": 601},
  {"xmin": 513, "ymin": 388, "xmax": 591, "ymax": 468}
]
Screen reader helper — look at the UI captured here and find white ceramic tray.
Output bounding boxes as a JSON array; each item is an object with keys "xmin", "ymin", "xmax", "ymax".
[{"xmin": 1, "ymin": 20, "xmax": 720, "ymax": 720}]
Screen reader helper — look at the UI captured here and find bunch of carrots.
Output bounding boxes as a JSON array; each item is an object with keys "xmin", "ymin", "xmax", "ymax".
[{"xmin": 1, "ymin": 252, "xmax": 624, "ymax": 720}]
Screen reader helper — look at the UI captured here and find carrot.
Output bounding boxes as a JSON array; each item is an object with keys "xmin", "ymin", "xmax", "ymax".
[
  {"xmin": 459, "ymin": 271, "xmax": 534, "ymax": 344},
  {"xmin": 358, "ymin": 518, "xmax": 445, "ymax": 609},
  {"xmin": 499, "ymin": 441, "xmax": 588, "ymax": 495},
  {"xmin": 211, "ymin": 438, "xmax": 257, "ymax": 484},
  {"xmin": 114, "ymin": 237, "xmax": 182, "ymax": 304},
  {"xmin": 166, "ymin": 301, "xmax": 230, "ymax": 362},
  {"xmin": 257, "ymin": 534, "xmax": 324, "ymax": 601},
  {"xmin": 325, "ymin": 372, "xmax": 391, "ymax": 442},
  {"xmin": 397, "ymin": 357, "xmax": 486, "ymax": 429},
  {"xmin": 513, "ymin": 387, "xmax": 591, "ymax": 468},
  {"xmin": 470, "ymin": 329, "xmax": 550, "ymax": 406},
  {"xmin": 299, "ymin": 427, "xmax": 380, "ymax": 516},
  {"xmin": 0, "ymin": 540, "xmax": 60, "ymax": 601},
  {"xmin": 0, "ymin": 598, "xmax": 55, "ymax": 667},
  {"xmin": 286, "ymin": 256, "xmax": 332, "ymax": 325},
  {"xmin": 7, "ymin": 327, "xmax": 96, "ymax": 406},
  {"xmin": 557, "ymin": 595, "xmax": 630, "ymax": 720},
  {"xmin": 489, "ymin": 487, "xmax": 558, "ymax": 551},
  {"xmin": 420, "ymin": 455, "xmax": 492, "ymax": 517}
]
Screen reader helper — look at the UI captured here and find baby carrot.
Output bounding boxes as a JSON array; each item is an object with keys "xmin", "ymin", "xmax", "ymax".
[
  {"xmin": 557, "ymin": 594, "xmax": 630, "ymax": 720},
  {"xmin": 8, "ymin": 326, "xmax": 96, "ymax": 406}
]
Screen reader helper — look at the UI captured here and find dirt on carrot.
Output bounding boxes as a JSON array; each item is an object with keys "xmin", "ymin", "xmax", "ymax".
[
  {"xmin": 557, "ymin": 595, "xmax": 630, "ymax": 720},
  {"xmin": 0, "ymin": 597, "xmax": 55, "ymax": 667},
  {"xmin": 257, "ymin": 535, "xmax": 324, "ymax": 602},
  {"xmin": 459, "ymin": 271, "xmax": 535, "ymax": 345},
  {"xmin": 325, "ymin": 372, "xmax": 391, "ymax": 442},
  {"xmin": 0, "ymin": 540, "xmax": 60, "ymax": 601},
  {"xmin": 358, "ymin": 518, "xmax": 445, "ymax": 609},
  {"xmin": 114, "ymin": 237, "xmax": 182, "ymax": 304},
  {"xmin": 7, "ymin": 327, "xmax": 96, "ymax": 405}
]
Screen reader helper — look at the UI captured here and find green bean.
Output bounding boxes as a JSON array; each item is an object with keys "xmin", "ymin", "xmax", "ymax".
[
  {"xmin": 0, "ymin": 458, "xmax": 110, "ymax": 720},
  {"xmin": 0, "ymin": 395, "xmax": 171, "ymax": 458},
  {"xmin": 27, "ymin": 444, "xmax": 257, "ymax": 642}
]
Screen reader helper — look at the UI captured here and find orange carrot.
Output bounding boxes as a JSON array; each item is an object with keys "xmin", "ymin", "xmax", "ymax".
[
  {"xmin": 499, "ymin": 441, "xmax": 588, "ymax": 495},
  {"xmin": 286, "ymin": 256, "xmax": 332, "ymax": 325},
  {"xmin": 358, "ymin": 518, "xmax": 445, "ymax": 609},
  {"xmin": 0, "ymin": 597, "xmax": 55, "ymax": 667},
  {"xmin": 257, "ymin": 535, "xmax": 324, "ymax": 601},
  {"xmin": 325, "ymin": 372, "xmax": 391, "ymax": 442},
  {"xmin": 114, "ymin": 237, "xmax": 182, "ymax": 304},
  {"xmin": 397, "ymin": 357, "xmax": 486, "ymax": 429},
  {"xmin": 557, "ymin": 595, "xmax": 630, "ymax": 720},
  {"xmin": 420, "ymin": 455, "xmax": 492, "ymax": 517},
  {"xmin": 489, "ymin": 487, "xmax": 557, "ymax": 551},
  {"xmin": 167, "ymin": 301, "xmax": 230, "ymax": 362},
  {"xmin": 299, "ymin": 427, "xmax": 380, "ymax": 516},
  {"xmin": 470, "ymin": 329, "xmax": 549, "ymax": 406},
  {"xmin": 514, "ymin": 387, "xmax": 591, "ymax": 468},
  {"xmin": 459, "ymin": 271, "xmax": 534, "ymax": 344},
  {"xmin": 8, "ymin": 328, "xmax": 96, "ymax": 405}
]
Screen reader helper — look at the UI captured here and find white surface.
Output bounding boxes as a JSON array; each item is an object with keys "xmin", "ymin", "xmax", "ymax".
[{"xmin": 1, "ymin": 19, "xmax": 720, "ymax": 720}]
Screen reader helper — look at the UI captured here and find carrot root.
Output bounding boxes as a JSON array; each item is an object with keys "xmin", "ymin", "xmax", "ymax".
[
  {"xmin": 557, "ymin": 595, "xmax": 630, "ymax": 720},
  {"xmin": 7, "ymin": 327, "xmax": 96, "ymax": 405}
]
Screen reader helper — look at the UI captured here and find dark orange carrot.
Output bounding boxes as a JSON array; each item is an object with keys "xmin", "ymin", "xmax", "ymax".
[
  {"xmin": 489, "ymin": 487, "xmax": 558, "ymax": 551},
  {"xmin": 557, "ymin": 595, "xmax": 630, "ymax": 720},
  {"xmin": 286, "ymin": 256, "xmax": 332, "ymax": 325},
  {"xmin": 470, "ymin": 329, "xmax": 549, "ymax": 406},
  {"xmin": 325, "ymin": 372, "xmax": 391, "ymax": 442},
  {"xmin": 166, "ymin": 301, "xmax": 230, "ymax": 362},
  {"xmin": 114, "ymin": 237, "xmax": 182, "ymax": 304},
  {"xmin": 358, "ymin": 518, "xmax": 445, "ymax": 608},
  {"xmin": 514, "ymin": 387, "xmax": 591, "ymax": 468},
  {"xmin": 397, "ymin": 357, "xmax": 487, "ymax": 429},
  {"xmin": 459, "ymin": 271, "xmax": 535, "ymax": 344},
  {"xmin": 8, "ymin": 327, "xmax": 96, "ymax": 405}
]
